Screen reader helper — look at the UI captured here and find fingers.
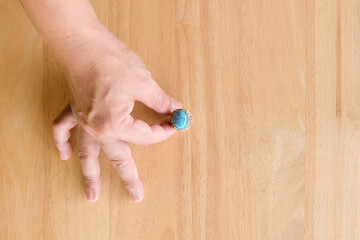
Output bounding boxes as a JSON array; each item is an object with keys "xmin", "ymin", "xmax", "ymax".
[
  {"xmin": 102, "ymin": 140, "xmax": 144, "ymax": 202},
  {"xmin": 135, "ymin": 79, "xmax": 182, "ymax": 114},
  {"xmin": 53, "ymin": 104, "xmax": 77, "ymax": 160},
  {"xmin": 78, "ymin": 126, "xmax": 101, "ymax": 202},
  {"xmin": 119, "ymin": 115, "xmax": 177, "ymax": 145}
]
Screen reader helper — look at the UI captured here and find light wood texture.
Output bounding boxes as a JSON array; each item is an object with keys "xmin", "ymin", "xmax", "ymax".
[{"xmin": 1, "ymin": 0, "xmax": 360, "ymax": 239}]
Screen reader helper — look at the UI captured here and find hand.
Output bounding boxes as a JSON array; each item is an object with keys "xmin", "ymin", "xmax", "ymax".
[{"xmin": 52, "ymin": 24, "xmax": 182, "ymax": 203}]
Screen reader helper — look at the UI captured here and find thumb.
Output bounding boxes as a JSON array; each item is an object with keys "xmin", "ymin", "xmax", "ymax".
[{"xmin": 136, "ymin": 80, "xmax": 182, "ymax": 114}]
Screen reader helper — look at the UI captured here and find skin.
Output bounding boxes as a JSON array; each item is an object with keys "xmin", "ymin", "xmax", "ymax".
[{"xmin": 20, "ymin": 0, "xmax": 182, "ymax": 202}]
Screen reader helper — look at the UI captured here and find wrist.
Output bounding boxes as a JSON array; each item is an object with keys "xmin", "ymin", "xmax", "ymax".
[{"xmin": 51, "ymin": 21, "xmax": 116, "ymax": 77}]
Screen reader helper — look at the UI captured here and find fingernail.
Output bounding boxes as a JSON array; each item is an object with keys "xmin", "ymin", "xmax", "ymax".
[
  {"xmin": 171, "ymin": 98, "xmax": 182, "ymax": 111},
  {"xmin": 85, "ymin": 188, "xmax": 95, "ymax": 202},
  {"xmin": 131, "ymin": 194, "xmax": 142, "ymax": 202},
  {"xmin": 129, "ymin": 189, "xmax": 143, "ymax": 203},
  {"xmin": 60, "ymin": 152, "xmax": 67, "ymax": 160}
]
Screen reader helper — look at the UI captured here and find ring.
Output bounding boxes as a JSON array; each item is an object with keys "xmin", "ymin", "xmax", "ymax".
[{"xmin": 170, "ymin": 109, "xmax": 192, "ymax": 131}]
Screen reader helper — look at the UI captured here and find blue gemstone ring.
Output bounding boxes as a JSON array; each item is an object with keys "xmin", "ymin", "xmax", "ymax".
[{"xmin": 170, "ymin": 109, "xmax": 193, "ymax": 131}]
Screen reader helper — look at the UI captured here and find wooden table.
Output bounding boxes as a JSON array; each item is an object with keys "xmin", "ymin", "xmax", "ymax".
[{"xmin": 1, "ymin": 0, "xmax": 359, "ymax": 239}]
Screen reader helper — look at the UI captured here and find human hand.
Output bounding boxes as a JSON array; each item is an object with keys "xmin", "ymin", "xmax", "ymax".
[{"xmin": 52, "ymin": 24, "xmax": 182, "ymax": 203}]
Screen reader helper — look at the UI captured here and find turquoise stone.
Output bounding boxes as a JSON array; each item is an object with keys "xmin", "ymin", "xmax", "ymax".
[{"xmin": 173, "ymin": 110, "xmax": 188, "ymax": 130}]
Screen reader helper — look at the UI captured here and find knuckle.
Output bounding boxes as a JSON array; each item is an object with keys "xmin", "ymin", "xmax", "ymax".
[
  {"xmin": 123, "ymin": 180, "xmax": 137, "ymax": 189},
  {"xmin": 133, "ymin": 69, "xmax": 149, "ymax": 86},
  {"xmin": 154, "ymin": 89, "xmax": 167, "ymax": 109},
  {"xmin": 79, "ymin": 153, "xmax": 100, "ymax": 180},
  {"xmin": 109, "ymin": 157, "xmax": 132, "ymax": 170},
  {"xmin": 96, "ymin": 125, "xmax": 112, "ymax": 137},
  {"xmin": 89, "ymin": 118, "xmax": 114, "ymax": 137},
  {"xmin": 109, "ymin": 159, "xmax": 123, "ymax": 170},
  {"xmin": 79, "ymin": 146, "xmax": 98, "ymax": 159},
  {"xmin": 78, "ymin": 151, "xmax": 91, "ymax": 162},
  {"xmin": 84, "ymin": 175, "xmax": 100, "ymax": 185}
]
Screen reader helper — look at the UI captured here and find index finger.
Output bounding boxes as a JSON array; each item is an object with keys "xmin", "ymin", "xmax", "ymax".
[{"xmin": 119, "ymin": 115, "xmax": 176, "ymax": 146}]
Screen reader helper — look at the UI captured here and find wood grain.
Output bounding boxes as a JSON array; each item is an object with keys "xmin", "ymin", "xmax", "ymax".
[{"xmin": 1, "ymin": 0, "xmax": 360, "ymax": 239}]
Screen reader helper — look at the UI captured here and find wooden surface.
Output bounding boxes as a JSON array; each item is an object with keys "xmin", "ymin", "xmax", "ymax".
[{"xmin": 1, "ymin": 0, "xmax": 360, "ymax": 239}]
